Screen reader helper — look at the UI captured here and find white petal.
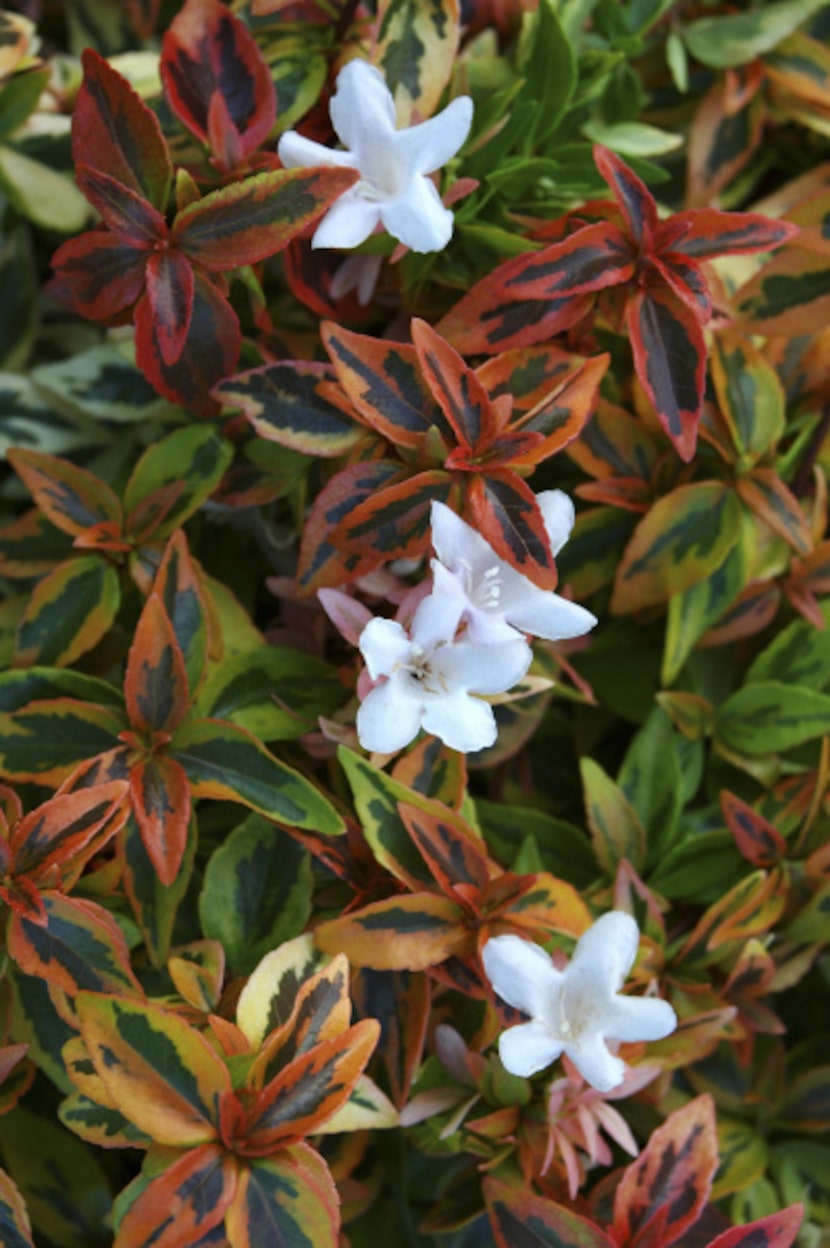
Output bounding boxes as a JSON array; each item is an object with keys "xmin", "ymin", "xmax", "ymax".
[
  {"xmin": 566, "ymin": 1034, "xmax": 626, "ymax": 1093},
  {"xmin": 420, "ymin": 689, "xmax": 497, "ymax": 753},
  {"xmin": 604, "ymin": 995, "xmax": 677, "ymax": 1043},
  {"xmin": 482, "ymin": 933, "xmax": 562, "ymax": 1017},
  {"xmin": 393, "ymin": 96, "xmax": 474, "ymax": 174},
  {"xmin": 356, "ymin": 678, "xmax": 421, "ymax": 753},
  {"xmin": 499, "ymin": 1021, "xmax": 563, "ymax": 1078},
  {"xmin": 430, "ymin": 502, "xmax": 496, "ymax": 583},
  {"xmin": 436, "ymin": 638, "xmax": 532, "ymax": 695},
  {"xmin": 569, "ymin": 911, "xmax": 640, "ymax": 992},
  {"xmin": 538, "ymin": 489, "xmax": 575, "ymax": 555},
  {"xmin": 330, "ymin": 60, "xmax": 396, "ymax": 151},
  {"xmin": 277, "ymin": 131, "xmax": 356, "ymax": 170},
  {"xmin": 379, "ymin": 176, "xmax": 455, "ymax": 253},
  {"xmin": 311, "ymin": 193, "xmax": 381, "ymax": 250},
  {"xmin": 358, "ymin": 617, "xmax": 412, "ymax": 679},
  {"xmin": 410, "ymin": 591, "xmax": 465, "ymax": 650},
  {"xmin": 507, "ymin": 593, "xmax": 597, "ymax": 642},
  {"xmin": 462, "ymin": 609, "xmax": 528, "ymax": 646}
]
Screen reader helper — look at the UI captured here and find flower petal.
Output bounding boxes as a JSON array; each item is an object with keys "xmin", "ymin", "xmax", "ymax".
[
  {"xmin": 538, "ymin": 489, "xmax": 576, "ymax": 555},
  {"xmin": 482, "ymin": 934, "xmax": 562, "ymax": 1017},
  {"xmin": 507, "ymin": 593, "xmax": 597, "ymax": 642},
  {"xmin": 566, "ymin": 1033, "xmax": 626, "ymax": 1093},
  {"xmin": 379, "ymin": 175, "xmax": 455, "ymax": 253},
  {"xmin": 359, "ymin": 617, "xmax": 412, "ymax": 679},
  {"xmin": 330, "ymin": 60, "xmax": 396, "ymax": 151},
  {"xmin": 604, "ymin": 994, "xmax": 677, "ymax": 1043},
  {"xmin": 356, "ymin": 676, "xmax": 421, "ymax": 753},
  {"xmin": 569, "ymin": 911, "xmax": 640, "ymax": 992},
  {"xmin": 393, "ymin": 96, "xmax": 474, "ymax": 174},
  {"xmin": 436, "ymin": 638, "xmax": 532, "ymax": 695},
  {"xmin": 410, "ymin": 590, "xmax": 466, "ymax": 650},
  {"xmin": 499, "ymin": 1021, "xmax": 563, "ymax": 1078},
  {"xmin": 277, "ymin": 132, "xmax": 356, "ymax": 170},
  {"xmin": 420, "ymin": 688, "xmax": 497, "ymax": 753},
  {"xmin": 311, "ymin": 192, "xmax": 381, "ymax": 250},
  {"xmin": 430, "ymin": 502, "xmax": 496, "ymax": 584}
]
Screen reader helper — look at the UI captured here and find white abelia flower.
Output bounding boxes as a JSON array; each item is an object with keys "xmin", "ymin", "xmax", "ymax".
[
  {"xmin": 356, "ymin": 593, "xmax": 531, "ymax": 755},
  {"xmin": 278, "ymin": 59, "xmax": 473, "ymax": 253},
  {"xmin": 481, "ymin": 913, "xmax": 677, "ymax": 1093},
  {"xmin": 430, "ymin": 493, "xmax": 597, "ymax": 646}
]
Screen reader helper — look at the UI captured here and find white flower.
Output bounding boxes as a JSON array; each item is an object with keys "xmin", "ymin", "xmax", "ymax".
[
  {"xmin": 356, "ymin": 592, "xmax": 531, "ymax": 754},
  {"xmin": 278, "ymin": 59, "xmax": 473, "ymax": 253},
  {"xmin": 481, "ymin": 913, "xmax": 677, "ymax": 1092},
  {"xmin": 430, "ymin": 493, "xmax": 597, "ymax": 646}
]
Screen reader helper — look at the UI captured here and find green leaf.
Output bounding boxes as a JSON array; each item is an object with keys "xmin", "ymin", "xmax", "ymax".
[
  {"xmin": 199, "ymin": 813, "xmax": 312, "ymax": 974},
  {"xmin": 13, "ymin": 556, "xmax": 120, "ymax": 668},
  {"xmin": 476, "ymin": 800, "xmax": 597, "ymax": 887},
  {"xmin": 0, "ymin": 698, "xmax": 124, "ymax": 785},
  {"xmin": 225, "ymin": 1145, "xmax": 339, "ymax": 1248},
  {"xmin": 173, "ymin": 717, "xmax": 344, "ymax": 835},
  {"xmin": 0, "ymin": 375, "xmax": 101, "ymax": 458},
  {"xmin": 618, "ymin": 707, "xmax": 683, "ymax": 864},
  {"xmin": 194, "ymin": 645, "xmax": 346, "ymax": 740},
  {"xmin": 123, "ymin": 424, "xmax": 234, "ymax": 538},
  {"xmin": 373, "ymin": 0, "xmax": 460, "ymax": 122},
  {"xmin": 0, "ymin": 1108, "xmax": 111, "ymax": 1248},
  {"xmin": 582, "ymin": 119, "xmax": 683, "ymax": 155},
  {"xmin": 0, "ymin": 68, "xmax": 51, "ymax": 140},
  {"xmin": 0, "ymin": 227, "xmax": 37, "ymax": 371},
  {"xmin": 683, "ymin": 0, "xmax": 829, "ymax": 68},
  {"xmin": 746, "ymin": 601, "xmax": 830, "ymax": 690},
  {"xmin": 0, "ymin": 667, "xmax": 123, "ymax": 714},
  {"xmin": 580, "ymin": 757, "xmax": 646, "ymax": 873},
  {"xmin": 612, "ymin": 481, "xmax": 743, "ymax": 612},
  {"xmin": 649, "ymin": 830, "xmax": 744, "ymax": 901},
  {"xmin": 214, "ymin": 361, "xmax": 361, "ymax": 458},
  {"xmin": 30, "ymin": 345, "xmax": 172, "ymax": 425},
  {"xmin": 0, "ymin": 142, "xmax": 89, "ymax": 232},
  {"xmin": 662, "ymin": 529, "xmax": 749, "ymax": 684},
  {"xmin": 518, "ymin": 0, "xmax": 576, "ymax": 146},
  {"xmin": 716, "ymin": 681, "xmax": 830, "ymax": 754},
  {"xmin": 7, "ymin": 894, "xmax": 142, "ymax": 1000},
  {"xmin": 7, "ymin": 968, "xmax": 76, "ymax": 1094},
  {"xmin": 121, "ymin": 811, "xmax": 196, "ymax": 968},
  {"xmin": 710, "ymin": 332, "xmax": 785, "ymax": 462}
]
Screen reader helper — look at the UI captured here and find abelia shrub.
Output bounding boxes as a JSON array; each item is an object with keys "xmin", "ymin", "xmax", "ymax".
[{"xmin": 0, "ymin": 1, "xmax": 828, "ymax": 1246}]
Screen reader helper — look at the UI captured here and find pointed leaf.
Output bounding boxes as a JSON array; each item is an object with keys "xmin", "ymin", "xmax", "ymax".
[
  {"xmin": 710, "ymin": 331, "xmax": 786, "ymax": 461},
  {"xmin": 594, "ymin": 145, "xmax": 658, "ymax": 248},
  {"xmin": 663, "ymin": 209, "xmax": 798, "ymax": 260},
  {"xmin": 412, "ymin": 318, "xmax": 497, "ymax": 452},
  {"xmin": 706, "ymin": 1207, "xmax": 803, "ymax": 1248},
  {"xmin": 397, "ymin": 801, "xmax": 491, "ymax": 893},
  {"xmin": 315, "ymin": 894, "xmax": 467, "ymax": 970},
  {"xmin": 13, "ymin": 556, "xmax": 121, "ymax": 669},
  {"xmin": 720, "ymin": 791, "xmax": 787, "ymax": 867},
  {"xmin": 467, "ymin": 470, "xmax": 557, "ymax": 589},
  {"xmin": 125, "ymin": 593, "xmax": 190, "ymax": 734},
  {"xmin": 0, "ymin": 1168, "xmax": 35, "ymax": 1248},
  {"xmin": 716, "ymin": 681, "xmax": 830, "ymax": 755},
  {"xmin": 7, "ymin": 893, "xmax": 143, "ymax": 999},
  {"xmin": 0, "ymin": 698, "xmax": 124, "ymax": 786},
  {"xmin": 115, "ymin": 1144, "xmax": 237, "ymax": 1248},
  {"xmin": 49, "ymin": 230, "xmax": 148, "ymax": 321},
  {"xmin": 75, "ymin": 165, "xmax": 167, "ymax": 245},
  {"xmin": 486, "ymin": 1177, "xmax": 616, "ymax": 1248},
  {"xmin": 10, "ymin": 781, "xmax": 129, "ymax": 881},
  {"xmin": 373, "ymin": 0, "xmax": 460, "ymax": 120},
  {"xmin": 245, "ymin": 1018, "xmax": 379, "ymax": 1148},
  {"xmin": 7, "ymin": 449, "xmax": 121, "ymax": 538},
  {"xmin": 234, "ymin": 933, "xmax": 328, "ymax": 1050},
  {"xmin": 322, "ymin": 323, "xmax": 447, "ymax": 448},
  {"xmin": 510, "ymin": 353, "xmax": 609, "ymax": 464},
  {"xmin": 682, "ymin": 0, "xmax": 829, "ymax": 69},
  {"xmin": 145, "ymin": 249, "xmax": 195, "ymax": 367},
  {"xmin": 171, "ymin": 717, "xmax": 344, "ymax": 834},
  {"xmin": 736, "ymin": 247, "xmax": 830, "ymax": 337},
  {"xmin": 249, "ymin": 955, "xmax": 353, "ymax": 1085},
  {"xmin": 73, "ymin": 48, "xmax": 172, "ymax": 208},
  {"xmin": 125, "ymin": 426, "xmax": 234, "ymax": 545},
  {"xmin": 134, "ymin": 272, "xmax": 240, "ymax": 417},
  {"xmin": 331, "ymin": 468, "xmax": 450, "ymax": 562},
  {"xmin": 225, "ymin": 1144, "xmax": 338, "ymax": 1248},
  {"xmin": 121, "ymin": 812, "xmax": 196, "ymax": 968},
  {"xmin": 152, "ymin": 529, "xmax": 214, "ymax": 695},
  {"xmin": 436, "ymin": 221, "xmax": 633, "ymax": 354},
  {"xmin": 59, "ymin": 1090, "xmax": 150, "ymax": 1149},
  {"xmin": 627, "ymin": 284, "xmax": 705, "ymax": 461},
  {"xmin": 580, "ymin": 757, "xmax": 646, "ymax": 873},
  {"xmin": 172, "ymin": 168, "xmax": 359, "ymax": 269},
  {"xmin": 737, "ymin": 469, "xmax": 812, "ymax": 556},
  {"xmin": 298, "ymin": 460, "xmax": 407, "ymax": 591},
  {"xmin": 214, "ymin": 361, "xmax": 361, "ymax": 457},
  {"xmin": 612, "ymin": 481, "xmax": 742, "ymax": 613},
  {"xmin": 613, "ymin": 1095, "xmax": 718, "ymax": 1248},
  {"xmin": 130, "ymin": 753, "xmax": 192, "ymax": 887},
  {"xmin": 75, "ymin": 993, "xmax": 232, "ymax": 1145}
]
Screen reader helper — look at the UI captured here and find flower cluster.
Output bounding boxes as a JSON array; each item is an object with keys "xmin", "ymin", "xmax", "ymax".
[{"xmin": 354, "ymin": 493, "xmax": 597, "ymax": 755}]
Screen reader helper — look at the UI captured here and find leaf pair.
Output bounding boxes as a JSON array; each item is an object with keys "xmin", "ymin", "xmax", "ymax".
[
  {"xmin": 437, "ymin": 146, "xmax": 797, "ymax": 460},
  {"xmin": 53, "ymin": 50, "xmax": 357, "ymax": 411}
]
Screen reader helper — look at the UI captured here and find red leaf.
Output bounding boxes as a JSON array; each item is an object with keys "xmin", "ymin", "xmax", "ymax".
[
  {"xmin": 612, "ymin": 1094, "xmax": 718, "ymax": 1248},
  {"xmin": 510, "ymin": 353, "xmax": 610, "ymax": 465},
  {"xmin": 134, "ymin": 272, "xmax": 240, "ymax": 415},
  {"xmin": 161, "ymin": 0, "xmax": 276, "ymax": 158},
  {"xmin": 10, "ymin": 781, "xmax": 129, "ymax": 882},
  {"xmin": 75, "ymin": 165, "xmax": 167, "ymax": 246},
  {"xmin": 486, "ymin": 1177, "xmax": 616, "ymax": 1248},
  {"xmin": 6, "ymin": 449, "xmax": 122, "ymax": 538},
  {"xmin": 594, "ymin": 145, "xmax": 659, "ymax": 249},
  {"xmin": 73, "ymin": 48, "xmax": 172, "ymax": 209},
  {"xmin": 50, "ymin": 231, "xmax": 147, "ymax": 321},
  {"xmin": 125, "ymin": 593, "xmax": 190, "ymax": 735},
  {"xmin": 720, "ymin": 791, "xmax": 787, "ymax": 867},
  {"xmin": 328, "ymin": 468, "xmax": 451, "ymax": 564},
  {"xmin": 466, "ymin": 471, "xmax": 557, "ymax": 589},
  {"xmin": 706, "ymin": 1206, "xmax": 803, "ymax": 1248},
  {"xmin": 651, "ymin": 255, "xmax": 712, "ymax": 325},
  {"xmin": 130, "ymin": 754, "xmax": 192, "ymax": 887},
  {"xmin": 145, "ymin": 250, "xmax": 196, "ymax": 367},
  {"xmin": 436, "ymin": 222, "xmax": 631, "ymax": 354},
  {"xmin": 411, "ymin": 319, "xmax": 497, "ymax": 452},
  {"xmin": 627, "ymin": 284, "xmax": 706, "ymax": 462},
  {"xmin": 736, "ymin": 468, "xmax": 813, "ymax": 556},
  {"xmin": 398, "ymin": 802, "xmax": 491, "ymax": 895},
  {"xmin": 298, "ymin": 461, "xmax": 408, "ymax": 590},
  {"xmin": 660, "ymin": 209, "xmax": 799, "ymax": 260},
  {"xmin": 115, "ymin": 1144, "xmax": 237, "ymax": 1248},
  {"xmin": 8, "ymin": 893, "xmax": 143, "ymax": 998}
]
